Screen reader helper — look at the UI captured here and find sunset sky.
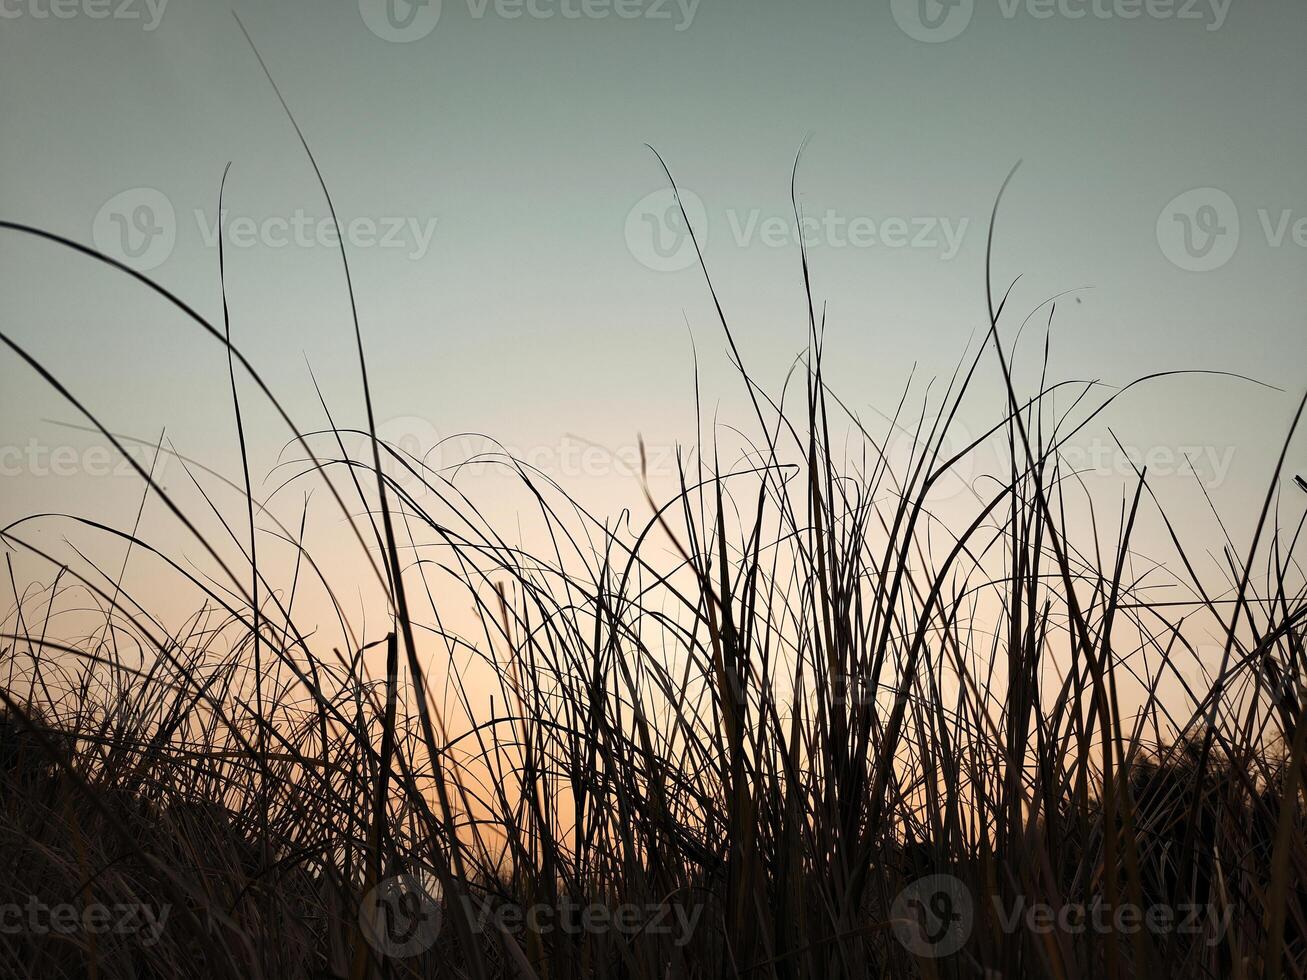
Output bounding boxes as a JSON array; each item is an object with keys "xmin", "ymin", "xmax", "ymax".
[{"xmin": 2, "ymin": 0, "xmax": 1304, "ymax": 638}]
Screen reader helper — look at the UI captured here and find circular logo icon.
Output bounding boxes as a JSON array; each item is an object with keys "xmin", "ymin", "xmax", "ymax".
[
  {"xmin": 881, "ymin": 418, "xmax": 978, "ymax": 505},
  {"xmin": 92, "ymin": 187, "xmax": 176, "ymax": 271},
  {"xmin": 624, "ymin": 188, "xmax": 708, "ymax": 272},
  {"xmin": 359, "ymin": 0, "xmax": 441, "ymax": 42},
  {"xmin": 891, "ymin": 0, "xmax": 974, "ymax": 43},
  {"xmin": 375, "ymin": 416, "xmax": 442, "ymax": 494},
  {"xmin": 359, "ymin": 874, "xmax": 442, "ymax": 958},
  {"xmin": 1156, "ymin": 187, "xmax": 1239, "ymax": 272},
  {"xmin": 891, "ymin": 874, "xmax": 972, "ymax": 958}
]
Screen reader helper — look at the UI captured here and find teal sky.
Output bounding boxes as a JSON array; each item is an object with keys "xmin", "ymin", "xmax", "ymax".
[{"xmin": 1, "ymin": 0, "xmax": 1304, "ymax": 627}]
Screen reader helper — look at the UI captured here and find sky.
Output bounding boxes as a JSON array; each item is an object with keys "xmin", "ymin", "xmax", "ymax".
[{"xmin": 1, "ymin": 0, "xmax": 1304, "ymax": 647}]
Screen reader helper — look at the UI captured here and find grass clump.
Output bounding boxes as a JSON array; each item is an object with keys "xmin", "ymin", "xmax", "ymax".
[{"xmin": 1, "ymin": 155, "xmax": 1305, "ymax": 979}]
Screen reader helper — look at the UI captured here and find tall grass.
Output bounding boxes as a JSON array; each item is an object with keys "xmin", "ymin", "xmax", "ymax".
[{"xmin": 1, "ymin": 119, "xmax": 1304, "ymax": 979}]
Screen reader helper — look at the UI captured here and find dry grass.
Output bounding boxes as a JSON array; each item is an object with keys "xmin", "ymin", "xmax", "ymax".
[{"xmin": 0, "ymin": 129, "xmax": 1304, "ymax": 978}]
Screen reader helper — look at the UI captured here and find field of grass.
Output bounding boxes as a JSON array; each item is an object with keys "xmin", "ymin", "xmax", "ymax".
[{"xmin": 2, "ymin": 144, "xmax": 1305, "ymax": 978}]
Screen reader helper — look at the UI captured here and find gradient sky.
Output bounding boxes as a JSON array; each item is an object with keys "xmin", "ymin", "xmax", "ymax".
[{"xmin": 1, "ymin": 0, "xmax": 1304, "ymax": 638}]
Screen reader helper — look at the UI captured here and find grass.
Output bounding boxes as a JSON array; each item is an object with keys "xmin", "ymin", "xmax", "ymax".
[{"xmin": 0, "ymin": 101, "xmax": 1304, "ymax": 978}]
